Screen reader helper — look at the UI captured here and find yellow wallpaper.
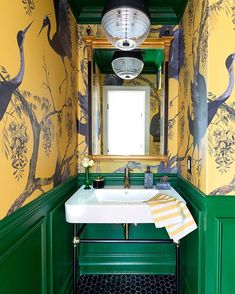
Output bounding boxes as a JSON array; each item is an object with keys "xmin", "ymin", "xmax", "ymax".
[
  {"xmin": 0, "ymin": 0, "xmax": 78, "ymax": 218},
  {"xmin": 178, "ymin": 0, "xmax": 235, "ymax": 195},
  {"xmin": 178, "ymin": 0, "xmax": 209, "ymax": 192},
  {"xmin": 207, "ymin": 0, "xmax": 235, "ymax": 194}
]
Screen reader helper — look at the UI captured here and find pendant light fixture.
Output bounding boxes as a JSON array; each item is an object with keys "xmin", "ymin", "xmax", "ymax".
[
  {"xmin": 111, "ymin": 50, "xmax": 144, "ymax": 80},
  {"xmin": 101, "ymin": 0, "xmax": 151, "ymax": 51}
]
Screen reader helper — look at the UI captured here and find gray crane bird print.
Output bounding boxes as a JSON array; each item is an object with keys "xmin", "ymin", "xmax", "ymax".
[
  {"xmin": 188, "ymin": 53, "xmax": 235, "ymax": 151},
  {"xmin": 0, "ymin": 22, "xmax": 32, "ymax": 121},
  {"xmin": 38, "ymin": 0, "xmax": 72, "ymax": 92}
]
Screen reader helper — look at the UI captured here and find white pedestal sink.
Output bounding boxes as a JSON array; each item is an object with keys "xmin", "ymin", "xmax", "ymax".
[{"xmin": 65, "ymin": 185, "xmax": 185, "ymax": 224}]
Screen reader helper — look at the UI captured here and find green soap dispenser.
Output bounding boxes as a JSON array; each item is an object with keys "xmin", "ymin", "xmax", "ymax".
[{"xmin": 144, "ymin": 166, "xmax": 153, "ymax": 188}]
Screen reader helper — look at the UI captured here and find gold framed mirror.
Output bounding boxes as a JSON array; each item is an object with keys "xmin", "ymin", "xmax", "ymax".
[{"xmin": 83, "ymin": 36, "xmax": 173, "ymax": 163}]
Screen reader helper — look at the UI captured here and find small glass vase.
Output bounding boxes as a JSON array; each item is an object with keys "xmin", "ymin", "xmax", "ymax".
[{"xmin": 84, "ymin": 167, "xmax": 91, "ymax": 190}]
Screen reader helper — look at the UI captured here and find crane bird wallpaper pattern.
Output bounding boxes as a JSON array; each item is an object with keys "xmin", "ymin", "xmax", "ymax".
[{"xmin": 0, "ymin": 0, "xmax": 78, "ymax": 218}]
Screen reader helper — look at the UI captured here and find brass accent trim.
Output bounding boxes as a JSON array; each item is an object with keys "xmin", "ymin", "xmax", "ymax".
[
  {"xmin": 73, "ymin": 236, "xmax": 80, "ymax": 245},
  {"xmin": 94, "ymin": 176, "xmax": 104, "ymax": 181},
  {"xmin": 122, "ymin": 223, "xmax": 129, "ymax": 240},
  {"xmin": 82, "ymin": 37, "xmax": 174, "ymax": 50},
  {"xmin": 82, "ymin": 36, "xmax": 94, "ymax": 61},
  {"xmin": 91, "ymin": 155, "xmax": 168, "ymax": 162},
  {"xmin": 162, "ymin": 37, "xmax": 173, "ymax": 62}
]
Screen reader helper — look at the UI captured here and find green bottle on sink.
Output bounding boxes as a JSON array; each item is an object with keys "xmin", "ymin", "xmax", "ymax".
[{"xmin": 144, "ymin": 166, "xmax": 153, "ymax": 188}]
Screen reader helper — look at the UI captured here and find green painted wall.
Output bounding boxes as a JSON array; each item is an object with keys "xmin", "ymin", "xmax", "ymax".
[
  {"xmin": 177, "ymin": 177, "xmax": 235, "ymax": 294},
  {"xmin": 79, "ymin": 224, "xmax": 175, "ymax": 274},
  {"xmin": 0, "ymin": 176, "xmax": 78, "ymax": 294},
  {"xmin": 1, "ymin": 174, "xmax": 235, "ymax": 293}
]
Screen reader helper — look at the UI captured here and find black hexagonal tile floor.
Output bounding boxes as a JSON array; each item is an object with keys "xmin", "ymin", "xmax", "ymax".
[{"xmin": 77, "ymin": 274, "xmax": 176, "ymax": 293}]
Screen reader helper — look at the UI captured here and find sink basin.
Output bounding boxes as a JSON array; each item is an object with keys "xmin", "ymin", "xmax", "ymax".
[
  {"xmin": 65, "ymin": 186, "xmax": 185, "ymax": 224},
  {"xmin": 87, "ymin": 188, "xmax": 183, "ymax": 203}
]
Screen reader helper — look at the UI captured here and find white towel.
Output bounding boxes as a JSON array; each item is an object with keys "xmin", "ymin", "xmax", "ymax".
[{"xmin": 146, "ymin": 193, "xmax": 197, "ymax": 242}]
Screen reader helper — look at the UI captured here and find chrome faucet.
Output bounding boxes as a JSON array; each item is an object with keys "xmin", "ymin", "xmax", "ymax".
[{"xmin": 124, "ymin": 167, "xmax": 131, "ymax": 189}]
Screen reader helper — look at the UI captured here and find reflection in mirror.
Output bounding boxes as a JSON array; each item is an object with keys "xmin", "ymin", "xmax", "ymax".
[
  {"xmin": 92, "ymin": 48, "xmax": 165, "ymax": 156},
  {"xmin": 103, "ymin": 86, "xmax": 149, "ymax": 155}
]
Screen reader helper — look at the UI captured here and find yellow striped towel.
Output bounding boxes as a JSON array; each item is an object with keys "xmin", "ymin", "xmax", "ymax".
[{"xmin": 146, "ymin": 193, "xmax": 197, "ymax": 242}]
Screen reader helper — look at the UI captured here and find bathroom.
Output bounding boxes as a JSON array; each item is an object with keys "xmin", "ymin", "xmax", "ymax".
[{"xmin": 0, "ymin": 0, "xmax": 234, "ymax": 293}]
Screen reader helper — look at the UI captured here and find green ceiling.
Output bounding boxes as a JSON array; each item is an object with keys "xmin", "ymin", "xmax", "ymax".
[
  {"xmin": 68, "ymin": 0, "xmax": 188, "ymax": 24},
  {"xmin": 94, "ymin": 49, "xmax": 164, "ymax": 74}
]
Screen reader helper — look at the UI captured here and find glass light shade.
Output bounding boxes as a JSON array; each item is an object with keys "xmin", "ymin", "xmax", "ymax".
[
  {"xmin": 111, "ymin": 50, "xmax": 144, "ymax": 80},
  {"xmin": 101, "ymin": 0, "xmax": 150, "ymax": 50}
]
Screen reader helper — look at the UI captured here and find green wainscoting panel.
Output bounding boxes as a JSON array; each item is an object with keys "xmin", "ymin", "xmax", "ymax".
[
  {"xmin": 177, "ymin": 176, "xmax": 206, "ymax": 294},
  {"xmin": 0, "ymin": 218, "xmax": 47, "ymax": 293},
  {"xmin": 47, "ymin": 199, "xmax": 73, "ymax": 294},
  {"xmin": 216, "ymin": 218, "xmax": 235, "ymax": 294},
  {"xmin": 177, "ymin": 176, "xmax": 235, "ymax": 294},
  {"xmin": 1, "ymin": 173, "xmax": 235, "ymax": 294},
  {"xmin": 204, "ymin": 197, "xmax": 235, "ymax": 294},
  {"xmin": 79, "ymin": 224, "xmax": 175, "ymax": 274},
  {"xmin": 0, "ymin": 176, "xmax": 78, "ymax": 294}
]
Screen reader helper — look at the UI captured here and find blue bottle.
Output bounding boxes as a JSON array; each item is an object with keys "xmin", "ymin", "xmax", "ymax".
[{"xmin": 144, "ymin": 166, "xmax": 153, "ymax": 188}]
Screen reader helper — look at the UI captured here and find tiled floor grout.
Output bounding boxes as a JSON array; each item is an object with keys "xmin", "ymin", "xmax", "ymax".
[{"xmin": 77, "ymin": 274, "xmax": 176, "ymax": 293}]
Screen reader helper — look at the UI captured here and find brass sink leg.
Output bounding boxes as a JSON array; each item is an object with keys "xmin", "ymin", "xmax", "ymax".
[{"xmin": 122, "ymin": 223, "xmax": 129, "ymax": 239}]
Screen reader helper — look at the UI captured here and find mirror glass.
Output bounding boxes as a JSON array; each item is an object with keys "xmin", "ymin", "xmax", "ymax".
[{"xmin": 91, "ymin": 48, "xmax": 166, "ymax": 156}]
